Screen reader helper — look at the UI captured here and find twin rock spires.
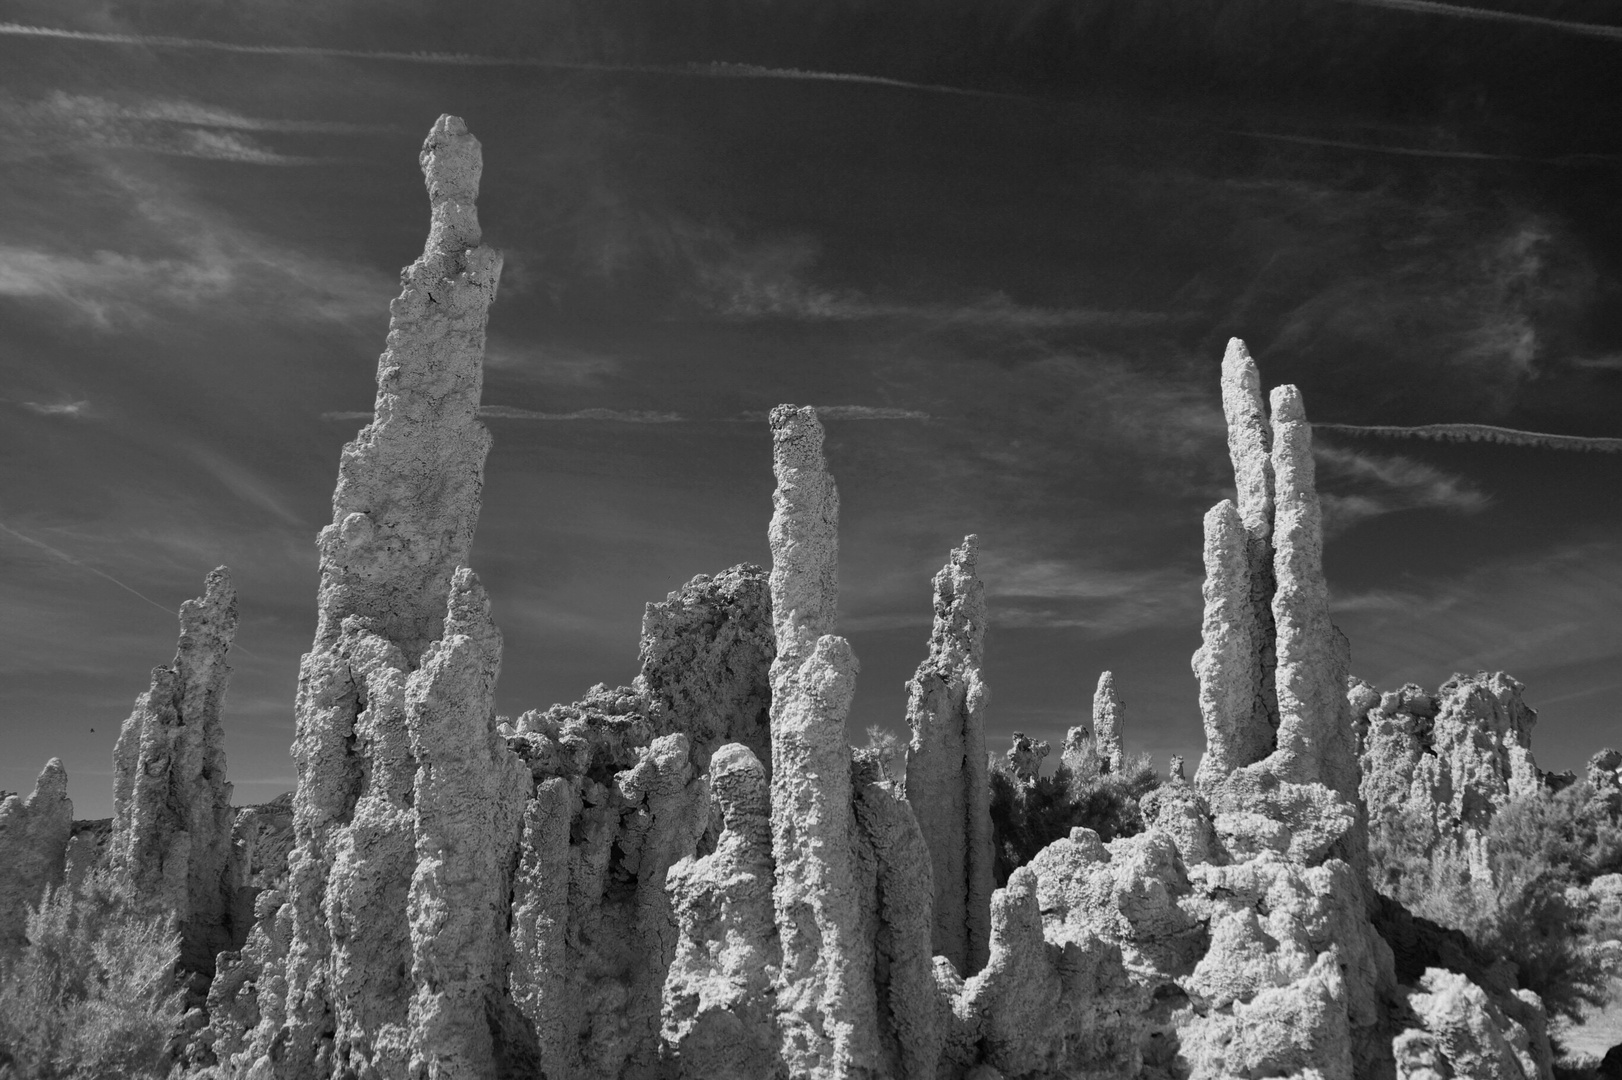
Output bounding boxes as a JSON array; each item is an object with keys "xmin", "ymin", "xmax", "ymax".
[{"xmin": 0, "ymin": 117, "xmax": 1558, "ymax": 1080}]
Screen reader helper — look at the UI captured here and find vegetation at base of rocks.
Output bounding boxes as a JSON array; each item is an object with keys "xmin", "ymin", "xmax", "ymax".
[
  {"xmin": 860, "ymin": 725, "xmax": 907, "ymax": 786},
  {"xmin": 1370, "ymin": 774, "xmax": 1622, "ymax": 1024},
  {"xmin": 0, "ymin": 868, "xmax": 185, "ymax": 1080},
  {"xmin": 987, "ymin": 734, "xmax": 1161, "ymax": 885}
]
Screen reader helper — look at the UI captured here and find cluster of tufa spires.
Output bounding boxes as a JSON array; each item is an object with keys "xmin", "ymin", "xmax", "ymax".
[{"xmin": 0, "ymin": 117, "xmax": 1583, "ymax": 1080}]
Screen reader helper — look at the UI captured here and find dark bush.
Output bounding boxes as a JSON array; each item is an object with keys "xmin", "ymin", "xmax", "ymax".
[{"xmin": 987, "ymin": 733, "xmax": 1160, "ymax": 885}]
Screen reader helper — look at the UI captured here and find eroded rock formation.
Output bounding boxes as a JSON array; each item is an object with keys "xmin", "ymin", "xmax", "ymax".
[
  {"xmin": 1358, "ymin": 671, "xmax": 1541, "ymax": 876},
  {"xmin": 765, "ymin": 404, "xmax": 881, "ymax": 1076},
  {"xmin": 214, "ymin": 114, "xmax": 525, "ymax": 1080},
  {"xmin": 902, "ymin": 535, "xmax": 993, "ymax": 976},
  {"xmin": 1092, "ymin": 671, "xmax": 1125, "ymax": 774},
  {"xmin": 109, "ymin": 565, "xmax": 238, "ymax": 970},
  {"xmin": 9, "ymin": 121, "xmax": 1580, "ymax": 1080},
  {"xmin": 0, "ymin": 758, "xmax": 71, "ymax": 950},
  {"xmin": 638, "ymin": 564, "xmax": 775, "ymax": 773}
]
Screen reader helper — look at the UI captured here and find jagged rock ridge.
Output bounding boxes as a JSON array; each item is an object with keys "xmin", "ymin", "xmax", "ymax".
[
  {"xmin": 0, "ymin": 120, "xmax": 1580, "ymax": 1080},
  {"xmin": 109, "ymin": 565, "xmax": 239, "ymax": 971}
]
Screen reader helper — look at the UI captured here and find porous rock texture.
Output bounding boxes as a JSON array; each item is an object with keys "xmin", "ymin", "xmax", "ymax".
[
  {"xmin": 765, "ymin": 403, "xmax": 881, "ymax": 1076},
  {"xmin": 109, "ymin": 565, "xmax": 239, "ymax": 971},
  {"xmin": 1358, "ymin": 672, "xmax": 1542, "ymax": 885},
  {"xmin": 504, "ymin": 698, "xmax": 710, "ymax": 1080},
  {"xmin": 212, "ymin": 115, "xmax": 531, "ymax": 1080},
  {"xmin": 637, "ymin": 564, "xmax": 775, "ymax": 773},
  {"xmin": 656, "ymin": 403, "xmax": 944, "ymax": 1080},
  {"xmin": 38, "ymin": 128, "xmax": 1577, "ymax": 1080},
  {"xmin": 0, "ymin": 757, "xmax": 72, "ymax": 951},
  {"xmin": 901, "ymin": 535, "xmax": 994, "ymax": 976},
  {"xmin": 493, "ymin": 559, "xmax": 773, "ymax": 1080},
  {"xmin": 1093, "ymin": 670, "xmax": 1125, "ymax": 774},
  {"xmin": 662, "ymin": 743, "xmax": 784, "ymax": 1080}
]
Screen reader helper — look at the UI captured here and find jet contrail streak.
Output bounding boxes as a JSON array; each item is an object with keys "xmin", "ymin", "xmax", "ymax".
[
  {"xmin": 0, "ymin": 519, "xmax": 179, "ymax": 615},
  {"xmin": 1322, "ymin": 0, "xmax": 1622, "ymax": 41},
  {"xmin": 0, "ymin": 22, "xmax": 1012, "ymax": 99},
  {"xmin": 0, "ymin": 519, "xmax": 263, "ymax": 659},
  {"xmin": 1317, "ymin": 422, "xmax": 1622, "ymax": 453}
]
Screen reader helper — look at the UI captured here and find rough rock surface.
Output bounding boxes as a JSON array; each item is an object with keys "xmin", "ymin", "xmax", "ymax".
[
  {"xmin": 1396, "ymin": 968, "xmax": 1551, "ymax": 1080},
  {"xmin": 1266, "ymin": 385, "xmax": 1358, "ymax": 806},
  {"xmin": 901, "ymin": 535, "xmax": 993, "ymax": 976},
  {"xmin": 1219, "ymin": 338, "xmax": 1279, "ymax": 758},
  {"xmin": 1006, "ymin": 732, "xmax": 1050, "ymax": 784},
  {"xmin": 1359, "ymin": 672, "xmax": 1542, "ymax": 867},
  {"xmin": 217, "ymin": 115, "xmax": 523, "ymax": 1080},
  {"xmin": 0, "ymin": 758, "xmax": 72, "ymax": 951},
  {"xmin": 505, "ymin": 697, "xmax": 710, "ymax": 1080},
  {"xmin": 662, "ymin": 743, "xmax": 784, "ymax": 1080},
  {"xmin": 29, "ymin": 136, "xmax": 1580, "ymax": 1080},
  {"xmin": 637, "ymin": 564, "xmax": 775, "ymax": 773},
  {"xmin": 1191, "ymin": 499, "xmax": 1268, "ymax": 784},
  {"xmin": 1092, "ymin": 671, "xmax": 1125, "ymax": 774},
  {"xmin": 109, "ymin": 566, "xmax": 238, "ymax": 971},
  {"xmin": 766, "ymin": 403, "xmax": 881, "ymax": 1077}
]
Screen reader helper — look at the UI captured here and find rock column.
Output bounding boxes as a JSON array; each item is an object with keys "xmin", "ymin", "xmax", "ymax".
[
  {"xmin": 1267, "ymin": 385, "xmax": 1358, "ymax": 803},
  {"xmin": 1092, "ymin": 671, "xmax": 1124, "ymax": 774},
  {"xmin": 108, "ymin": 566, "xmax": 238, "ymax": 971},
  {"xmin": 766, "ymin": 404, "xmax": 881, "ymax": 1078},
  {"xmin": 902, "ymin": 535, "xmax": 993, "ymax": 976},
  {"xmin": 239, "ymin": 115, "xmax": 517, "ymax": 1080},
  {"xmin": 0, "ymin": 758, "xmax": 72, "ymax": 951}
]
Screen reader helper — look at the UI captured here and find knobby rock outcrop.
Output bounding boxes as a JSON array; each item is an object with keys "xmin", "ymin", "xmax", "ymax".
[
  {"xmin": 902, "ymin": 534, "xmax": 993, "ymax": 976},
  {"xmin": 0, "ymin": 758, "xmax": 72, "ymax": 951},
  {"xmin": 212, "ymin": 114, "xmax": 528, "ymax": 1080},
  {"xmin": 6, "ymin": 121, "xmax": 1584, "ymax": 1080},
  {"xmin": 109, "ymin": 565, "xmax": 239, "ymax": 971}
]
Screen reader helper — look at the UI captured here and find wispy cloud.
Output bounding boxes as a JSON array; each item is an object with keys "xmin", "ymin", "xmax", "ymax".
[
  {"xmin": 0, "ymin": 91, "xmax": 349, "ymax": 165},
  {"xmin": 1317, "ymin": 422, "xmax": 1622, "ymax": 453},
  {"xmin": 731, "ymin": 405, "xmax": 931, "ymax": 422},
  {"xmin": 1321, "ymin": 0, "xmax": 1622, "ymax": 42},
  {"xmin": 485, "ymin": 341, "xmax": 621, "ymax": 384},
  {"xmin": 977, "ymin": 555, "xmax": 1203, "ymax": 634},
  {"xmin": 1333, "ymin": 540, "xmax": 1622, "ymax": 684},
  {"xmin": 185, "ymin": 443, "xmax": 305, "ymax": 526},
  {"xmin": 0, "ymin": 22, "xmax": 1016, "ymax": 100},
  {"xmin": 1312, "ymin": 443, "xmax": 1491, "ymax": 532},
  {"xmin": 19, "ymin": 400, "xmax": 90, "ymax": 418},
  {"xmin": 1569, "ymin": 354, "xmax": 1622, "ymax": 372},
  {"xmin": 480, "ymin": 406, "xmax": 685, "ymax": 422},
  {"xmin": 0, "ymin": 169, "xmax": 391, "ymax": 330}
]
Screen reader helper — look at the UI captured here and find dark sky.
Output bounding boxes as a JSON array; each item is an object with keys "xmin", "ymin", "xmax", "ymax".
[{"xmin": 2, "ymin": 0, "xmax": 1620, "ymax": 818}]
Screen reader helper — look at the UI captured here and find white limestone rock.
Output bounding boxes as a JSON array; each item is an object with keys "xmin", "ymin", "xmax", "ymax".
[
  {"xmin": 902, "ymin": 535, "xmax": 994, "ymax": 976},
  {"xmin": 108, "ymin": 566, "xmax": 238, "ymax": 971},
  {"xmin": 0, "ymin": 758, "xmax": 72, "ymax": 951},
  {"xmin": 1092, "ymin": 671, "xmax": 1125, "ymax": 775}
]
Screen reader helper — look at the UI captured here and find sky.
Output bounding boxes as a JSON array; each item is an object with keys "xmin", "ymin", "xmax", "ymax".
[{"xmin": 1, "ymin": 0, "xmax": 1620, "ymax": 819}]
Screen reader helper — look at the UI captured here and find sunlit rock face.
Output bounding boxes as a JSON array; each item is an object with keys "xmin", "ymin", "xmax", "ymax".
[
  {"xmin": 109, "ymin": 566, "xmax": 238, "ymax": 972},
  {"xmin": 213, "ymin": 114, "xmax": 531, "ymax": 1080},
  {"xmin": 902, "ymin": 535, "xmax": 993, "ymax": 977},
  {"xmin": 0, "ymin": 758, "xmax": 72, "ymax": 951},
  {"xmin": 48, "ymin": 120, "xmax": 1570, "ymax": 1080}
]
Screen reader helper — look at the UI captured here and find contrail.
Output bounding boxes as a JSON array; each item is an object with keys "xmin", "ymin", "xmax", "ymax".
[
  {"xmin": 0, "ymin": 22, "xmax": 1013, "ymax": 99},
  {"xmin": 0, "ymin": 519, "xmax": 178, "ymax": 615},
  {"xmin": 0, "ymin": 518, "xmax": 263, "ymax": 659},
  {"xmin": 1322, "ymin": 0, "xmax": 1622, "ymax": 42},
  {"xmin": 1229, "ymin": 129, "xmax": 1520, "ymax": 162},
  {"xmin": 1318, "ymin": 422, "xmax": 1622, "ymax": 453}
]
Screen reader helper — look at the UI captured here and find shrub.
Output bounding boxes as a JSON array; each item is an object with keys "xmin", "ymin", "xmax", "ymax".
[
  {"xmin": 1369, "ymin": 780, "xmax": 1622, "ymax": 1023},
  {"xmin": 0, "ymin": 868, "xmax": 185, "ymax": 1080},
  {"xmin": 987, "ymin": 734, "xmax": 1161, "ymax": 884}
]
